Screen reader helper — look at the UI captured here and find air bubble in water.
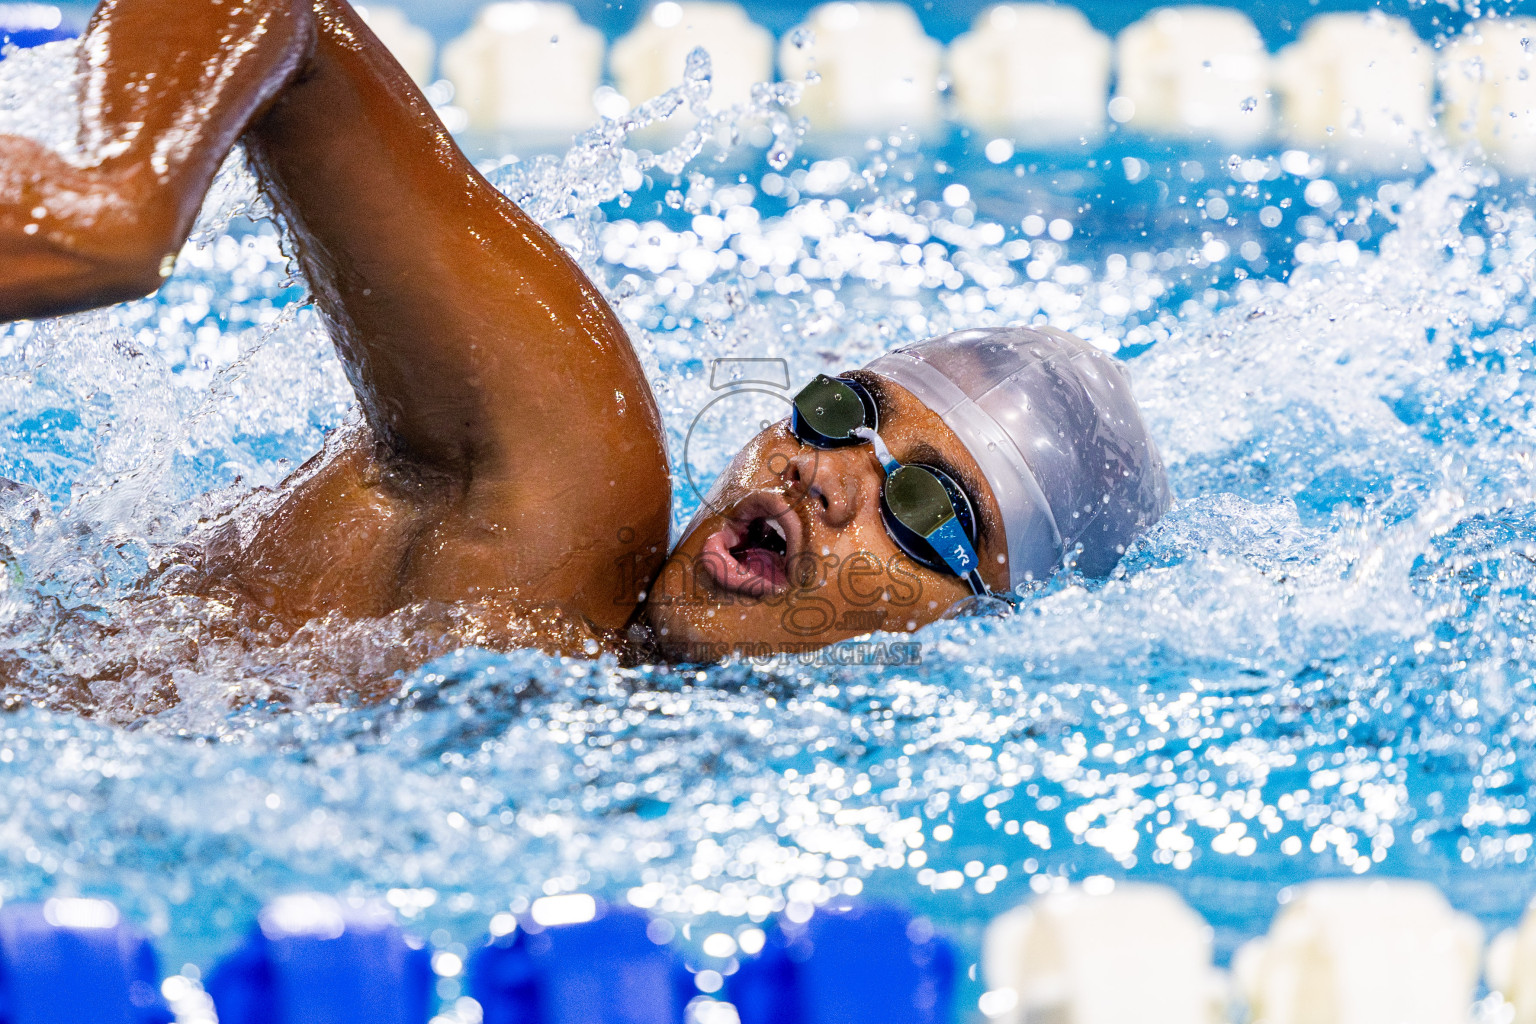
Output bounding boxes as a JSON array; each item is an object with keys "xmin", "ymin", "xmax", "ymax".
[{"xmin": 681, "ymin": 46, "xmax": 713, "ymax": 107}]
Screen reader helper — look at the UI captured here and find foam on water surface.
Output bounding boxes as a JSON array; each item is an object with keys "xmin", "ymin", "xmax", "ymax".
[{"xmin": 0, "ymin": 36, "xmax": 1534, "ymax": 1002}]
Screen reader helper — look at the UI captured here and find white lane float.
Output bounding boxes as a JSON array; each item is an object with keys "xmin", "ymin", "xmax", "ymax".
[
  {"xmin": 1440, "ymin": 17, "xmax": 1536, "ymax": 173},
  {"xmin": 1274, "ymin": 13, "xmax": 1433, "ymax": 162},
  {"xmin": 778, "ymin": 2, "xmax": 943, "ymax": 136},
  {"xmin": 1234, "ymin": 879, "xmax": 1484, "ymax": 1024},
  {"xmin": 948, "ymin": 4, "xmax": 1112, "ymax": 146},
  {"xmin": 982, "ymin": 882, "xmax": 1224, "ymax": 1024},
  {"xmin": 441, "ymin": 2, "xmax": 604, "ymax": 137},
  {"xmin": 611, "ymin": 2, "xmax": 773, "ymax": 110},
  {"xmin": 1488, "ymin": 897, "xmax": 1536, "ymax": 1024},
  {"xmin": 1114, "ymin": 5, "xmax": 1272, "ymax": 143}
]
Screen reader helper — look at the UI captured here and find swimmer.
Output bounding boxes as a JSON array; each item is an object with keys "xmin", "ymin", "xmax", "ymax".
[{"xmin": 0, "ymin": 0, "xmax": 1169, "ymax": 667}]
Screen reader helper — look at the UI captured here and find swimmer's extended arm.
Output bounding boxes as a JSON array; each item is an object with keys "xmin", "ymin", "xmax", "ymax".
[
  {"xmin": 0, "ymin": 0, "xmax": 669, "ymax": 630},
  {"xmin": 0, "ymin": 0, "xmax": 313, "ymax": 322}
]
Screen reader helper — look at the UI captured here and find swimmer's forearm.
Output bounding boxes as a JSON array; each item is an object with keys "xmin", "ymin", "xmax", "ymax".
[
  {"xmin": 0, "ymin": 234, "xmax": 169, "ymax": 322},
  {"xmin": 0, "ymin": 137, "xmax": 180, "ymax": 322},
  {"xmin": 0, "ymin": 0, "xmax": 311, "ymax": 324}
]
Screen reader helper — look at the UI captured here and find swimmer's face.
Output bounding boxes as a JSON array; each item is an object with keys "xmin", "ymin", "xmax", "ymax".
[{"xmin": 643, "ymin": 372, "xmax": 1009, "ymax": 660}]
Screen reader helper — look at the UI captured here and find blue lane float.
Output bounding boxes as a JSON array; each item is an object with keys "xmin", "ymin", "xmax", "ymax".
[
  {"xmin": 0, "ymin": 893, "xmax": 958, "ymax": 1023},
  {"xmin": 0, "ymin": 899, "xmax": 173, "ymax": 1024},
  {"xmin": 206, "ymin": 894, "xmax": 433, "ymax": 1024},
  {"xmin": 727, "ymin": 901, "xmax": 956, "ymax": 1024},
  {"xmin": 470, "ymin": 897, "xmax": 693, "ymax": 1024}
]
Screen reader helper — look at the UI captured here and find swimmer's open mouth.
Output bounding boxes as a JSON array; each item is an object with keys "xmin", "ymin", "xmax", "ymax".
[{"xmin": 700, "ymin": 494, "xmax": 801, "ymax": 597}]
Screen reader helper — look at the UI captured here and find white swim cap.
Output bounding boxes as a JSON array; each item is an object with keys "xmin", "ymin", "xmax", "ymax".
[{"xmin": 865, "ymin": 326, "xmax": 1170, "ymax": 588}]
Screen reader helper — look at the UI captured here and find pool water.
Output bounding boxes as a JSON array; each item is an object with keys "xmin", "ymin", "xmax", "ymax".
[{"xmin": 2, "ymin": 38, "xmax": 1535, "ymax": 1019}]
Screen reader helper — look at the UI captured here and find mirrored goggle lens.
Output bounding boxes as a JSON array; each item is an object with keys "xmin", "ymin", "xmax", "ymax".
[
  {"xmin": 791, "ymin": 375, "xmax": 871, "ymax": 448},
  {"xmin": 885, "ymin": 465, "xmax": 957, "ymax": 537},
  {"xmin": 882, "ymin": 465, "xmax": 982, "ymax": 581}
]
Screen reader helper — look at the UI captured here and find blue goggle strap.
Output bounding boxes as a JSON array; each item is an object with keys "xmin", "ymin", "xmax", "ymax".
[{"xmin": 923, "ymin": 515, "xmax": 988, "ymax": 596}]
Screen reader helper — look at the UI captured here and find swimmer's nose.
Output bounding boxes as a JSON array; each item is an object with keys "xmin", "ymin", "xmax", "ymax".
[{"xmin": 785, "ymin": 450, "xmax": 862, "ymax": 527}]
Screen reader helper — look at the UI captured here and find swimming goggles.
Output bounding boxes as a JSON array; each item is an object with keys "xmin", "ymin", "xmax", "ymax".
[{"xmin": 790, "ymin": 374, "xmax": 991, "ymax": 597}]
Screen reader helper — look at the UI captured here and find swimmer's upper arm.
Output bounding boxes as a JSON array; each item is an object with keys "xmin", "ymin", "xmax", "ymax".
[
  {"xmin": 242, "ymin": 1, "xmax": 669, "ymax": 624},
  {"xmin": 247, "ymin": 1, "xmax": 657, "ymax": 468}
]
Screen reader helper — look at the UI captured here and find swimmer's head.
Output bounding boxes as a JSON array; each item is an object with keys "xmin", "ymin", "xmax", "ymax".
[{"xmin": 642, "ymin": 326, "xmax": 1170, "ymax": 660}]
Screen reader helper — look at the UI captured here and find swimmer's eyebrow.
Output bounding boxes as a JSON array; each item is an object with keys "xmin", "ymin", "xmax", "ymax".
[{"xmin": 845, "ymin": 370, "xmax": 893, "ymax": 422}]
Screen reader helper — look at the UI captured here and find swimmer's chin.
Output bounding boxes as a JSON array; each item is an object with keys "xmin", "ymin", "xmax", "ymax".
[{"xmin": 637, "ymin": 592, "xmax": 718, "ymax": 664}]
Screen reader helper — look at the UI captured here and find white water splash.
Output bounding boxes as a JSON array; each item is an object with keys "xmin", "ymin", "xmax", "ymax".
[{"xmin": 0, "ymin": 31, "xmax": 1533, "ymax": 992}]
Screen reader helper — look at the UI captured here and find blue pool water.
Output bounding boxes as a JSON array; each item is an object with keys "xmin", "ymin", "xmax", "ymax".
[{"xmin": 2, "ymin": 37, "xmax": 1535, "ymax": 1019}]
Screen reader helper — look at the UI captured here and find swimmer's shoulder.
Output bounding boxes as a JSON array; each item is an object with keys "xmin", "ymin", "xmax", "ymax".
[{"xmin": 188, "ymin": 421, "xmax": 661, "ymax": 649}]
